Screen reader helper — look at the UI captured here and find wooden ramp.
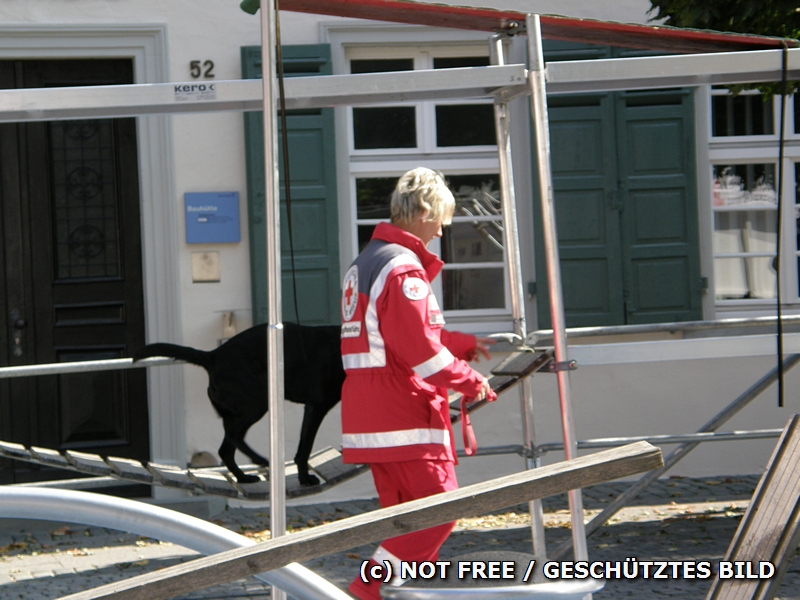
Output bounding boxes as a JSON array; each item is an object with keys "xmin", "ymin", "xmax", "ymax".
[
  {"xmin": 705, "ymin": 414, "xmax": 800, "ymax": 600},
  {"xmin": 0, "ymin": 441, "xmax": 367, "ymax": 501},
  {"xmin": 0, "ymin": 349, "xmax": 550, "ymax": 501}
]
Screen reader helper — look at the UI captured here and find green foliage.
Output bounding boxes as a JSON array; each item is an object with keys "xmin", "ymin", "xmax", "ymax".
[
  {"xmin": 648, "ymin": 0, "xmax": 800, "ymax": 96},
  {"xmin": 240, "ymin": 0, "xmax": 260, "ymax": 15}
]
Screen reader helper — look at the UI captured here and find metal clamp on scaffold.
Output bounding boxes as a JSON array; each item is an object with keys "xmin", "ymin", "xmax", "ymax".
[{"xmin": 547, "ymin": 359, "xmax": 577, "ymax": 373}]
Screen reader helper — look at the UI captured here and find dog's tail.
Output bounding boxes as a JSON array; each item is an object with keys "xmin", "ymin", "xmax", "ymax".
[{"xmin": 133, "ymin": 343, "xmax": 213, "ymax": 370}]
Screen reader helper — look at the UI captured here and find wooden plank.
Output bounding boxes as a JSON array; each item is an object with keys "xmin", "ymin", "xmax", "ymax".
[
  {"xmin": 188, "ymin": 471, "xmax": 241, "ymax": 498},
  {"xmin": 60, "ymin": 441, "xmax": 663, "ymax": 600},
  {"xmin": 706, "ymin": 414, "xmax": 800, "ymax": 600},
  {"xmin": 29, "ymin": 446, "xmax": 72, "ymax": 469},
  {"xmin": 0, "ymin": 441, "xmax": 33, "ymax": 461},
  {"xmin": 64, "ymin": 451, "xmax": 114, "ymax": 476},
  {"xmin": 238, "ymin": 479, "xmax": 271, "ymax": 501},
  {"xmin": 307, "ymin": 447, "xmax": 368, "ymax": 486},
  {"xmin": 105, "ymin": 457, "xmax": 154, "ymax": 484},
  {"xmin": 147, "ymin": 463, "xmax": 196, "ymax": 490}
]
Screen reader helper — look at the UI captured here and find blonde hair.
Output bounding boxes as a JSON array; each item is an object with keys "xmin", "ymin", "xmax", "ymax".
[{"xmin": 390, "ymin": 167, "xmax": 455, "ymax": 227}]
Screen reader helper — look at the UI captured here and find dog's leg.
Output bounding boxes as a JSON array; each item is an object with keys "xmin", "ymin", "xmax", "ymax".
[
  {"xmin": 219, "ymin": 419, "xmax": 261, "ymax": 484},
  {"xmin": 295, "ymin": 404, "xmax": 333, "ymax": 486},
  {"xmin": 236, "ymin": 439, "xmax": 269, "ymax": 467}
]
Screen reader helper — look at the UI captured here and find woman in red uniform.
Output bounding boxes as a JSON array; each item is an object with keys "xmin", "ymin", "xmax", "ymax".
[{"xmin": 340, "ymin": 167, "xmax": 494, "ymax": 599}]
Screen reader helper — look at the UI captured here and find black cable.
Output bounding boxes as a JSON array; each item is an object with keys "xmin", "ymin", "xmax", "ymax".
[
  {"xmin": 273, "ymin": 0, "xmax": 303, "ymax": 328},
  {"xmin": 776, "ymin": 42, "xmax": 788, "ymax": 407}
]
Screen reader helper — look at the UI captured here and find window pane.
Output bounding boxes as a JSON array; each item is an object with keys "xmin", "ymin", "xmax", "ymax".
[
  {"xmin": 353, "ymin": 107, "xmax": 416, "ymax": 149},
  {"xmin": 713, "ymin": 164, "xmax": 776, "ymax": 207},
  {"xmin": 355, "ymin": 177, "xmax": 396, "ymax": 219},
  {"xmin": 351, "ymin": 58, "xmax": 413, "ymax": 74},
  {"xmin": 358, "ymin": 225, "xmax": 376, "ymax": 252},
  {"xmin": 442, "ymin": 268, "xmax": 505, "ymax": 309},
  {"xmin": 714, "ymin": 257, "xmax": 776, "ymax": 300},
  {"xmin": 441, "ymin": 222, "xmax": 504, "ymax": 263},
  {"xmin": 796, "ymin": 163, "xmax": 800, "ymax": 296},
  {"xmin": 448, "ymin": 174, "xmax": 502, "ymax": 220},
  {"xmin": 433, "ymin": 56, "xmax": 490, "ymax": 69},
  {"xmin": 711, "ymin": 94, "xmax": 773, "ymax": 136},
  {"xmin": 713, "ymin": 211, "xmax": 777, "ymax": 255},
  {"xmin": 435, "ymin": 104, "xmax": 495, "ymax": 146},
  {"xmin": 713, "ymin": 210, "xmax": 777, "ymax": 301},
  {"xmin": 795, "ymin": 96, "xmax": 800, "ymax": 134}
]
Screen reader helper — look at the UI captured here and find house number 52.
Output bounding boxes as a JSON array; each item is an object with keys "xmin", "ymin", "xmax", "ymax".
[{"xmin": 190, "ymin": 60, "xmax": 215, "ymax": 79}]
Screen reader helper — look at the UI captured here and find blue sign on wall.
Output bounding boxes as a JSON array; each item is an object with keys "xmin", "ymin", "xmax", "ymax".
[{"xmin": 184, "ymin": 192, "xmax": 240, "ymax": 244}]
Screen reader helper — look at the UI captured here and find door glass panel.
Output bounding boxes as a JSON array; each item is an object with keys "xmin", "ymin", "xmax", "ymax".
[{"xmin": 50, "ymin": 119, "xmax": 121, "ymax": 280}]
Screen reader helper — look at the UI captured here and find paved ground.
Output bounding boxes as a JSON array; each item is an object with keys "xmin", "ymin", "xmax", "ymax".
[{"xmin": 0, "ymin": 474, "xmax": 798, "ymax": 599}]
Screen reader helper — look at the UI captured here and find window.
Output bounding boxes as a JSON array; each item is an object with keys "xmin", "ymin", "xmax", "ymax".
[
  {"xmin": 344, "ymin": 43, "xmax": 506, "ymax": 318},
  {"xmin": 353, "ymin": 172, "xmax": 507, "ymax": 313},
  {"xmin": 442, "ymin": 174, "xmax": 505, "ymax": 310},
  {"xmin": 711, "ymin": 87, "xmax": 773, "ymax": 137},
  {"xmin": 708, "ymin": 90, "xmax": 800, "ymax": 308},
  {"xmin": 712, "ymin": 163, "xmax": 777, "ymax": 300}
]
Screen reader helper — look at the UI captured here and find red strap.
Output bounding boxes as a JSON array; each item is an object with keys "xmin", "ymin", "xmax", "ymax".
[{"xmin": 460, "ymin": 396, "xmax": 478, "ymax": 456}]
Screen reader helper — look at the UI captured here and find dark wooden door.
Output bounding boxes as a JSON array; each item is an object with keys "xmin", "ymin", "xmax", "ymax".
[{"xmin": 0, "ymin": 60, "xmax": 150, "ymax": 484}]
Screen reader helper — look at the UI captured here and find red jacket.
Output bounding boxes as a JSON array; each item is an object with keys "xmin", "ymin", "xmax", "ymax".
[{"xmin": 340, "ymin": 222, "xmax": 485, "ymax": 464}]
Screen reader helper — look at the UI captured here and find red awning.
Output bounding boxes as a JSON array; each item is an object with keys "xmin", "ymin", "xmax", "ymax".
[{"xmin": 280, "ymin": 0, "xmax": 796, "ymax": 53}]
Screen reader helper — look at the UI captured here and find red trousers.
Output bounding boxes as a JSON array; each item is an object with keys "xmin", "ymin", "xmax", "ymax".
[{"xmin": 348, "ymin": 459, "xmax": 458, "ymax": 600}]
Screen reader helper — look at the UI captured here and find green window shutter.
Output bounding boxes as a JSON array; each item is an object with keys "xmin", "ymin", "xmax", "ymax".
[
  {"xmin": 616, "ymin": 90, "xmax": 702, "ymax": 324},
  {"xmin": 241, "ymin": 44, "xmax": 340, "ymax": 325},
  {"xmin": 534, "ymin": 93, "xmax": 625, "ymax": 329},
  {"xmin": 533, "ymin": 42, "xmax": 702, "ymax": 328}
]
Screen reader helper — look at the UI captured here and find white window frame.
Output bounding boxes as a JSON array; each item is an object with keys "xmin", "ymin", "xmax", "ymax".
[
  {"xmin": 323, "ymin": 22, "xmax": 514, "ymax": 328},
  {"xmin": 706, "ymin": 87, "xmax": 800, "ymax": 314}
]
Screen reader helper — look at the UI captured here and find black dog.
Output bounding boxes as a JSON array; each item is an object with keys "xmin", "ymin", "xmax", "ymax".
[{"xmin": 133, "ymin": 322, "xmax": 343, "ymax": 486}]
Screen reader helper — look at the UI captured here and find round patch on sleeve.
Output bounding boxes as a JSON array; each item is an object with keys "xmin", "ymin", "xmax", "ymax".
[{"xmin": 402, "ymin": 277, "xmax": 428, "ymax": 301}]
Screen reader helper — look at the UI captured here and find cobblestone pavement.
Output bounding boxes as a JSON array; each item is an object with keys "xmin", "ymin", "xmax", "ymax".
[{"xmin": 0, "ymin": 475, "xmax": 798, "ymax": 599}]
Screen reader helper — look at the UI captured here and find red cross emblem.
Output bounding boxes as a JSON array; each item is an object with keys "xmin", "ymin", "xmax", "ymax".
[{"xmin": 342, "ymin": 265, "xmax": 358, "ymax": 321}]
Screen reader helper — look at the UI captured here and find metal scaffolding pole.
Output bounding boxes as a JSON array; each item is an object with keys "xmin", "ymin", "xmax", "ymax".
[
  {"xmin": 490, "ymin": 34, "xmax": 546, "ymax": 558},
  {"xmin": 259, "ymin": 4, "xmax": 286, "ymax": 600},
  {"xmin": 526, "ymin": 13, "xmax": 589, "ymax": 566}
]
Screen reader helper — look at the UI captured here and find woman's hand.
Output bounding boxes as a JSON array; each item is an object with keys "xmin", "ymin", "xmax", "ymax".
[
  {"xmin": 472, "ymin": 337, "xmax": 496, "ymax": 362},
  {"xmin": 476, "ymin": 377, "xmax": 491, "ymax": 401}
]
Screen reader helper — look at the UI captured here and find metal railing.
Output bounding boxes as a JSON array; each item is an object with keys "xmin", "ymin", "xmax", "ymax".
[
  {"xmin": 527, "ymin": 314, "xmax": 800, "ymax": 346},
  {"xmin": 0, "ymin": 356, "xmax": 175, "ymax": 379}
]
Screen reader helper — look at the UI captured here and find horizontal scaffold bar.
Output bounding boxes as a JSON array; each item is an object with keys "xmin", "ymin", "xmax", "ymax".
[
  {"xmin": 0, "ymin": 47, "xmax": 796, "ymax": 122},
  {"xmin": 546, "ymin": 47, "xmax": 800, "ymax": 94},
  {"xmin": 0, "ymin": 64, "xmax": 527, "ymax": 122}
]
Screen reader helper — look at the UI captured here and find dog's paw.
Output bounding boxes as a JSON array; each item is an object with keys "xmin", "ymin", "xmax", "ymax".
[
  {"xmin": 236, "ymin": 474, "xmax": 262, "ymax": 484},
  {"xmin": 299, "ymin": 473, "xmax": 321, "ymax": 487}
]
